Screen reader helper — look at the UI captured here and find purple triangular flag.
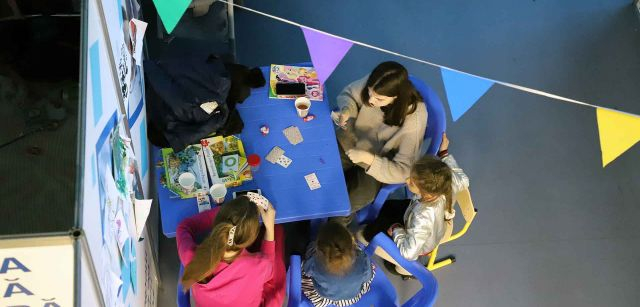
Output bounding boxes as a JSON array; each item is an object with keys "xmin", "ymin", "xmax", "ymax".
[{"xmin": 301, "ymin": 27, "xmax": 353, "ymax": 85}]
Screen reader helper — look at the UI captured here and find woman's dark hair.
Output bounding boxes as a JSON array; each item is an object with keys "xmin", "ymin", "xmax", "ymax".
[
  {"xmin": 360, "ymin": 61, "xmax": 422, "ymax": 126},
  {"xmin": 181, "ymin": 197, "xmax": 260, "ymax": 290},
  {"xmin": 316, "ymin": 222, "xmax": 356, "ymax": 275}
]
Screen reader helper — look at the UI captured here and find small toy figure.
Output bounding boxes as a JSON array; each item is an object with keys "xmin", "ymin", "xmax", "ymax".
[
  {"xmin": 260, "ymin": 125, "xmax": 270, "ymax": 136},
  {"xmin": 303, "ymin": 114, "xmax": 316, "ymax": 122}
]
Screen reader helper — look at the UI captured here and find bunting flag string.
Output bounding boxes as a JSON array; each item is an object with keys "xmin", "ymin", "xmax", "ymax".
[{"xmin": 172, "ymin": 0, "xmax": 640, "ymax": 167}]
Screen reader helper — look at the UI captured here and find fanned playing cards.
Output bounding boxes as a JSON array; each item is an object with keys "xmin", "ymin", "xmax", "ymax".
[
  {"xmin": 265, "ymin": 146, "xmax": 292, "ymax": 168},
  {"xmin": 246, "ymin": 192, "xmax": 269, "ymax": 211},
  {"xmin": 283, "ymin": 126, "xmax": 303, "ymax": 145}
]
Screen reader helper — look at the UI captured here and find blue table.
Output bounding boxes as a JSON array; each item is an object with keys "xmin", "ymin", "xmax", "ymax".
[{"xmin": 155, "ymin": 65, "xmax": 350, "ymax": 238}]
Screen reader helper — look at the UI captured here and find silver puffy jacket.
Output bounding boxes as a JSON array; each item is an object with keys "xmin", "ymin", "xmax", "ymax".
[{"xmin": 391, "ymin": 155, "xmax": 469, "ymax": 260}]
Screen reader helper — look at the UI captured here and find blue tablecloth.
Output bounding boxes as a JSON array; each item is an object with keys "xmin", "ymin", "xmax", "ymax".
[{"xmin": 155, "ymin": 65, "xmax": 350, "ymax": 238}]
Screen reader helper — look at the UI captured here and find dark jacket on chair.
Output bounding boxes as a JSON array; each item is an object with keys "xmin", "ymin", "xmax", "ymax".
[{"xmin": 144, "ymin": 55, "xmax": 265, "ymax": 151}]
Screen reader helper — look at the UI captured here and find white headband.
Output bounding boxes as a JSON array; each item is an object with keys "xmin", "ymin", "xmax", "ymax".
[{"xmin": 227, "ymin": 225, "xmax": 237, "ymax": 246}]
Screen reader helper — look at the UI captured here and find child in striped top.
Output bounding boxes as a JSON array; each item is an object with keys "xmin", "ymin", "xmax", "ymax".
[{"xmin": 301, "ymin": 222, "xmax": 375, "ymax": 307}]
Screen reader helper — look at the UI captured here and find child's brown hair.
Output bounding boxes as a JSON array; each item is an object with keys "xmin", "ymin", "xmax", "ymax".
[
  {"xmin": 410, "ymin": 155, "xmax": 454, "ymax": 218},
  {"xmin": 316, "ymin": 222, "xmax": 356, "ymax": 275},
  {"xmin": 181, "ymin": 197, "xmax": 260, "ymax": 290}
]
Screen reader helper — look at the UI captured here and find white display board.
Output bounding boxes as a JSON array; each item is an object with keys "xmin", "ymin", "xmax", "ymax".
[
  {"xmin": 82, "ymin": 0, "xmax": 156, "ymax": 306},
  {"xmin": 0, "ymin": 236, "xmax": 74, "ymax": 307}
]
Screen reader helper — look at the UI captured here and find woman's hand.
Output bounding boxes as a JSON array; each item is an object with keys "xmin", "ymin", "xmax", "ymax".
[
  {"xmin": 346, "ymin": 149, "xmax": 375, "ymax": 165},
  {"xmin": 331, "ymin": 107, "xmax": 350, "ymax": 129},
  {"xmin": 439, "ymin": 132, "xmax": 449, "ymax": 152}
]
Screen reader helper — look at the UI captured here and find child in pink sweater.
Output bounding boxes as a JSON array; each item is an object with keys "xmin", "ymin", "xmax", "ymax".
[{"xmin": 177, "ymin": 196, "xmax": 285, "ymax": 307}]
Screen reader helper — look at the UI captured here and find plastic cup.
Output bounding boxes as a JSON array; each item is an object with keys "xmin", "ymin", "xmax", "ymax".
[
  {"xmin": 209, "ymin": 183, "xmax": 228, "ymax": 204},
  {"xmin": 248, "ymin": 154, "xmax": 261, "ymax": 172},
  {"xmin": 294, "ymin": 97, "xmax": 311, "ymax": 118},
  {"xmin": 178, "ymin": 172, "xmax": 196, "ymax": 193}
]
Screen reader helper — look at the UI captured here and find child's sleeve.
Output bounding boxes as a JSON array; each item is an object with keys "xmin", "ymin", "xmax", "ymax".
[
  {"xmin": 392, "ymin": 209, "xmax": 436, "ymax": 261},
  {"xmin": 176, "ymin": 207, "xmax": 220, "ymax": 266},
  {"xmin": 335, "ymin": 76, "xmax": 367, "ymax": 119},
  {"xmin": 259, "ymin": 225, "xmax": 282, "ymax": 281},
  {"xmin": 441, "ymin": 154, "xmax": 470, "ymax": 193},
  {"xmin": 260, "ymin": 225, "xmax": 285, "ymax": 307}
]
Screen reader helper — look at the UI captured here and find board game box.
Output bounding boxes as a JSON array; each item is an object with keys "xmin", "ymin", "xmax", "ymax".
[{"xmin": 269, "ymin": 64, "xmax": 324, "ymax": 101}]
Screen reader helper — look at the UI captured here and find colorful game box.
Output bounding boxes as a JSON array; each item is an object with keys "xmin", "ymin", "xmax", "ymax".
[
  {"xmin": 161, "ymin": 144, "xmax": 210, "ymax": 199},
  {"xmin": 269, "ymin": 64, "xmax": 324, "ymax": 101},
  {"xmin": 201, "ymin": 135, "xmax": 253, "ymax": 188}
]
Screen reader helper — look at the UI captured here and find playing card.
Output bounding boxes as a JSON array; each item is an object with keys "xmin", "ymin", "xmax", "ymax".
[
  {"xmin": 200, "ymin": 101, "xmax": 219, "ymax": 114},
  {"xmin": 265, "ymin": 146, "xmax": 285, "ymax": 164},
  {"xmin": 283, "ymin": 126, "xmax": 303, "ymax": 145},
  {"xmin": 246, "ymin": 192, "xmax": 269, "ymax": 210},
  {"xmin": 276, "ymin": 155, "xmax": 292, "ymax": 168},
  {"xmin": 304, "ymin": 173, "xmax": 321, "ymax": 190}
]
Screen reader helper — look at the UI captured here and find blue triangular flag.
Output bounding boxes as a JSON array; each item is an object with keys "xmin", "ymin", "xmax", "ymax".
[{"xmin": 440, "ymin": 68, "xmax": 494, "ymax": 121}]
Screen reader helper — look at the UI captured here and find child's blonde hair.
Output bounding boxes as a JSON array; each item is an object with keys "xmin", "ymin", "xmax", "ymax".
[
  {"xmin": 316, "ymin": 222, "xmax": 356, "ymax": 275},
  {"xmin": 410, "ymin": 155, "xmax": 454, "ymax": 219}
]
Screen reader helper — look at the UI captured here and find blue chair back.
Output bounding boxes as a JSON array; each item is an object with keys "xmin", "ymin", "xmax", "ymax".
[
  {"xmin": 287, "ymin": 233, "xmax": 438, "ymax": 307},
  {"xmin": 408, "ymin": 75, "xmax": 447, "ymax": 155},
  {"xmin": 355, "ymin": 77, "xmax": 446, "ymax": 225},
  {"xmin": 177, "ymin": 264, "xmax": 191, "ymax": 307}
]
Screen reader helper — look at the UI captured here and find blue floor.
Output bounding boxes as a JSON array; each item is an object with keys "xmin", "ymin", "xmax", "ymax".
[{"xmin": 156, "ymin": 1, "xmax": 640, "ymax": 306}]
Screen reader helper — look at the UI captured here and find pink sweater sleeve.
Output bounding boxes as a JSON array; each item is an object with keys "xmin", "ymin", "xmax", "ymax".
[
  {"xmin": 260, "ymin": 235, "xmax": 276, "ymax": 280},
  {"xmin": 176, "ymin": 207, "xmax": 220, "ymax": 266},
  {"xmin": 261, "ymin": 225, "xmax": 285, "ymax": 307}
]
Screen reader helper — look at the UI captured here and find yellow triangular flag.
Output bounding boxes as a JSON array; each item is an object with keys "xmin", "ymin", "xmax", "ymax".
[{"xmin": 596, "ymin": 108, "xmax": 640, "ymax": 167}]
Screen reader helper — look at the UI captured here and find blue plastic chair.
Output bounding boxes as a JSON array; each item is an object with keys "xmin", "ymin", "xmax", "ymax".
[
  {"xmin": 355, "ymin": 76, "xmax": 447, "ymax": 225},
  {"xmin": 287, "ymin": 233, "xmax": 438, "ymax": 307},
  {"xmin": 177, "ymin": 264, "xmax": 191, "ymax": 307}
]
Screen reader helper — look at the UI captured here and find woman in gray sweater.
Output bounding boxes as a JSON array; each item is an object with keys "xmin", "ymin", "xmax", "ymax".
[{"xmin": 331, "ymin": 61, "xmax": 427, "ymax": 224}]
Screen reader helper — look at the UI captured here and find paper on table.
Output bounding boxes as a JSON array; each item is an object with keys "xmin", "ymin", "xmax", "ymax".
[
  {"xmin": 129, "ymin": 19, "xmax": 148, "ymax": 66},
  {"xmin": 134, "ymin": 199, "xmax": 153, "ymax": 240}
]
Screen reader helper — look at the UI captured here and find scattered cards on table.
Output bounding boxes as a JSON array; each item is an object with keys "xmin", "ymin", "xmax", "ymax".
[
  {"xmin": 283, "ymin": 126, "xmax": 303, "ymax": 145},
  {"xmin": 265, "ymin": 146, "xmax": 285, "ymax": 164},
  {"xmin": 304, "ymin": 173, "xmax": 321, "ymax": 190},
  {"xmin": 276, "ymin": 154, "xmax": 292, "ymax": 168}
]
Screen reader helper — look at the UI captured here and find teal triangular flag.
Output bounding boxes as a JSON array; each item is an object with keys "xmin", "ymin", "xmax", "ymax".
[
  {"xmin": 152, "ymin": 0, "xmax": 191, "ymax": 34},
  {"xmin": 441, "ymin": 68, "xmax": 494, "ymax": 121}
]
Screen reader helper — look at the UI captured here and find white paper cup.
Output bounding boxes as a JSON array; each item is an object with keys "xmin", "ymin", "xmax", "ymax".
[
  {"xmin": 209, "ymin": 183, "xmax": 228, "ymax": 204},
  {"xmin": 178, "ymin": 172, "xmax": 196, "ymax": 193},
  {"xmin": 294, "ymin": 97, "xmax": 311, "ymax": 118}
]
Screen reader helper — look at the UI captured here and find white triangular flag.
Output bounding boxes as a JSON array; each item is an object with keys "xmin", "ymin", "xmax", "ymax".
[{"xmin": 134, "ymin": 199, "xmax": 153, "ymax": 240}]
